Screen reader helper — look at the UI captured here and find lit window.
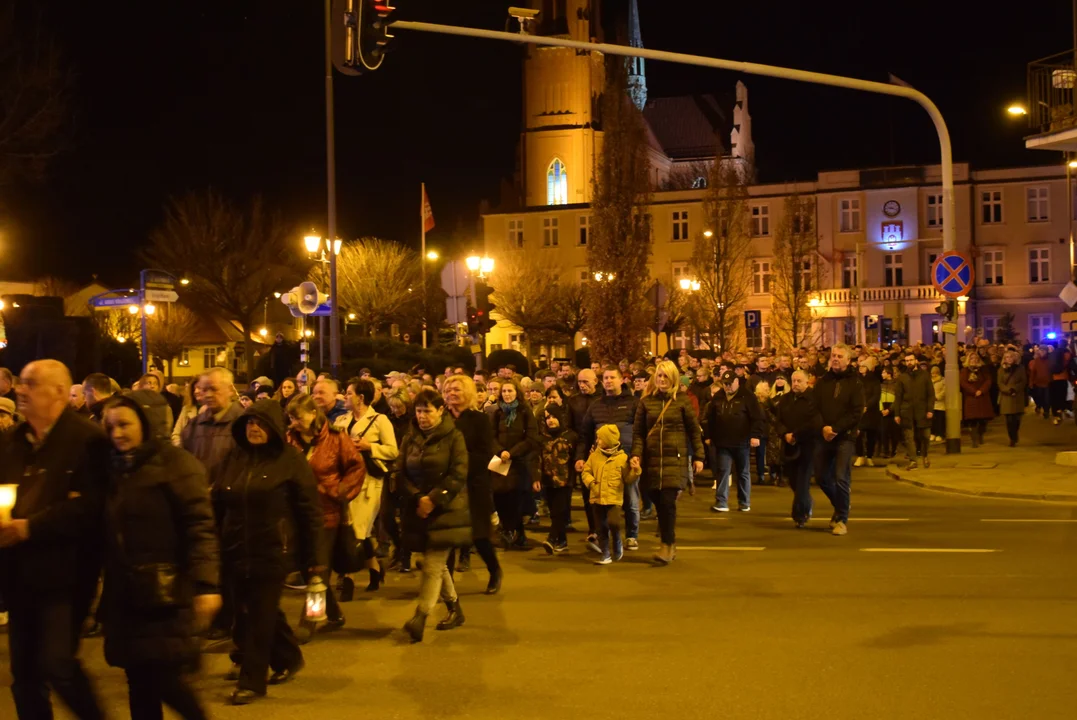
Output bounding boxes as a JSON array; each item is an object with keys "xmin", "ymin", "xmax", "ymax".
[
  {"xmin": 543, "ymin": 217, "xmax": 559, "ymax": 247},
  {"xmin": 981, "ymin": 190, "xmax": 1003, "ymax": 224},
  {"xmin": 547, "ymin": 159, "xmax": 568, "ymax": 205},
  {"xmin": 578, "ymin": 215, "xmax": 591, "ymax": 246},
  {"xmin": 884, "ymin": 253, "xmax": 904, "ymax": 287},
  {"xmin": 672, "ymin": 210, "xmax": 689, "ymax": 241},
  {"xmin": 1026, "ymin": 186, "xmax": 1049, "ymax": 222},
  {"xmin": 746, "ymin": 324, "xmax": 771, "ymax": 349},
  {"xmin": 752, "ymin": 260, "xmax": 773, "ymax": 294},
  {"xmin": 508, "ymin": 219, "xmax": 524, "ymax": 249},
  {"xmin": 982, "ymin": 250, "xmax": 1004, "ymax": 286},
  {"xmin": 1029, "ymin": 248, "xmax": 1049, "ymax": 284},
  {"xmin": 841, "ymin": 255, "xmax": 858, "ymax": 289},
  {"xmin": 927, "ymin": 194, "xmax": 943, "ymax": 227},
  {"xmin": 982, "ymin": 316, "xmax": 1000, "ymax": 342},
  {"xmin": 839, "ymin": 198, "xmax": 861, "ymax": 233},
  {"xmin": 751, "ymin": 204, "xmax": 770, "ymax": 237},
  {"xmin": 1029, "ymin": 314, "xmax": 1053, "ymax": 343}
]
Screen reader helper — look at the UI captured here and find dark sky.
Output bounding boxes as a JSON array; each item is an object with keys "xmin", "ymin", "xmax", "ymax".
[{"xmin": 4, "ymin": 0, "xmax": 1073, "ymax": 284}]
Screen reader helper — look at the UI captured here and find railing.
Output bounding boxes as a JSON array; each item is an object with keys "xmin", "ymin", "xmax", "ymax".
[
  {"xmin": 1028, "ymin": 50, "xmax": 1077, "ymax": 136},
  {"xmin": 811, "ymin": 285, "xmax": 944, "ymax": 306}
]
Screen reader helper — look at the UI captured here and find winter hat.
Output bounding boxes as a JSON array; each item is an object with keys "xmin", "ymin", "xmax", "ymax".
[
  {"xmin": 0, "ymin": 397, "xmax": 14, "ymax": 416},
  {"xmin": 596, "ymin": 424, "xmax": 620, "ymax": 449},
  {"xmin": 252, "ymin": 376, "xmax": 274, "ymax": 389},
  {"xmin": 544, "ymin": 403, "xmax": 568, "ymax": 427}
]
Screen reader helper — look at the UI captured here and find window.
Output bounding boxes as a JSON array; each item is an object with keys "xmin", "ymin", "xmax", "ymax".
[
  {"xmin": 981, "ymin": 250, "xmax": 1004, "ymax": 286},
  {"xmin": 547, "ymin": 158, "xmax": 568, "ymax": 205},
  {"xmin": 203, "ymin": 346, "xmax": 225, "ymax": 369},
  {"xmin": 841, "ymin": 255, "xmax": 858, "ymax": 289},
  {"xmin": 752, "ymin": 260, "xmax": 773, "ymax": 294},
  {"xmin": 1029, "ymin": 248, "xmax": 1050, "ymax": 284},
  {"xmin": 508, "ymin": 333, "xmax": 525, "ymax": 353},
  {"xmin": 751, "ymin": 204, "xmax": 770, "ymax": 237},
  {"xmin": 839, "ymin": 198, "xmax": 861, "ymax": 233},
  {"xmin": 1029, "ymin": 314, "xmax": 1054, "ymax": 343},
  {"xmin": 884, "ymin": 253, "xmax": 904, "ymax": 287},
  {"xmin": 927, "ymin": 194, "xmax": 944, "ymax": 227},
  {"xmin": 543, "ymin": 217, "xmax": 559, "ymax": 247},
  {"xmin": 794, "ymin": 260, "xmax": 813, "ymax": 292},
  {"xmin": 1026, "ymin": 186, "xmax": 1049, "ymax": 222},
  {"xmin": 671, "ymin": 262, "xmax": 689, "ymax": 284},
  {"xmin": 746, "ymin": 324, "xmax": 771, "ymax": 349},
  {"xmin": 672, "ymin": 210, "xmax": 689, "ymax": 241},
  {"xmin": 578, "ymin": 215, "xmax": 591, "ymax": 246},
  {"xmin": 179, "ymin": 349, "xmax": 190, "ymax": 366},
  {"xmin": 578, "ymin": 267, "xmax": 589, "ymax": 282},
  {"xmin": 982, "ymin": 316, "xmax": 1000, "ymax": 343},
  {"xmin": 842, "ymin": 319, "xmax": 857, "ymax": 345},
  {"xmin": 926, "ymin": 252, "xmax": 938, "ymax": 282},
  {"xmin": 691, "ymin": 176, "xmax": 707, "ymax": 189},
  {"xmin": 508, "ymin": 218, "xmax": 524, "ymax": 249},
  {"xmin": 980, "ymin": 190, "xmax": 1003, "ymax": 224}
]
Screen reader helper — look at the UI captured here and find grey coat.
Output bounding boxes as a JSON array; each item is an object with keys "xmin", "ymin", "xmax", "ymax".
[
  {"xmin": 894, "ymin": 369, "xmax": 936, "ymax": 428},
  {"xmin": 997, "ymin": 364, "xmax": 1028, "ymax": 415}
]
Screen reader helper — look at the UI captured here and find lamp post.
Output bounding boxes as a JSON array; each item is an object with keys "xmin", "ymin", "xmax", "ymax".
[
  {"xmin": 465, "ymin": 254, "xmax": 494, "ymax": 368},
  {"xmin": 304, "ymin": 231, "xmax": 339, "ymax": 368}
]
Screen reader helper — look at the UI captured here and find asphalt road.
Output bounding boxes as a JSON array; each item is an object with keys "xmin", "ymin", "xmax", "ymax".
[{"xmin": 3, "ymin": 467, "xmax": 1076, "ymax": 719}]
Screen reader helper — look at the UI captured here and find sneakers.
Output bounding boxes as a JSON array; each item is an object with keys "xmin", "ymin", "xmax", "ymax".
[
  {"xmin": 626, "ymin": 537, "xmax": 639, "ymax": 551},
  {"xmin": 711, "ymin": 505, "xmax": 729, "ymax": 513},
  {"xmin": 613, "ymin": 545, "xmax": 624, "ymax": 562},
  {"xmin": 1054, "ymin": 416, "xmax": 1062, "ymax": 426},
  {"xmin": 541, "ymin": 540, "xmax": 556, "ymax": 555},
  {"xmin": 832, "ymin": 521, "xmax": 848, "ymax": 536},
  {"xmin": 853, "ymin": 456, "xmax": 864, "ymax": 467},
  {"xmin": 905, "ymin": 460, "xmax": 917, "ymax": 470},
  {"xmin": 795, "ymin": 518, "xmax": 808, "ymax": 529},
  {"xmin": 594, "ymin": 555, "xmax": 613, "ymax": 565},
  {"xmin": 640, "ymin": 507, "xmax": 655, "ymax": 520},
  {"xmin": 586, "ymin": 535, "xmax": 603, "ymax": 554},
  {"xmin": 738, "ymin": 505, "xmax": 751, "ymax": 513},
  {"xmin": 923, "ymin": 458, "xmax": 931, "ymax": 469},
  {"xmin": 865, "ymin": 457, "xmax": 875, "ymax": 467},
  {"xmin": 553, "ymin": 542, "xmax": 569, "ymax": 554}
]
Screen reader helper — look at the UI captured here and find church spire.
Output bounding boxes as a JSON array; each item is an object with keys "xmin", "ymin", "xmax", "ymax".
[{"xmin": 625, "ymin": 0, "xmax": 647, "ymax": 110}]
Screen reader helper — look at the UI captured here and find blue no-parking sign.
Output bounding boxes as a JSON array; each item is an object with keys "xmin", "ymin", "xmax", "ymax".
[{"xmin": 931, "ymin": 251, "xmax": 974, "ymax": 298}]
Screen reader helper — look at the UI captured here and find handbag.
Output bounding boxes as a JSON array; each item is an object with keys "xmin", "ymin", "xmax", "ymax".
[
  {"xmin": 120, "ymin": 483, "xmax": 182, "ymax": 610},
  {"xmin": 354, "ymin": 414, "xmax": 389, "ymax": 480},
  {"xmin": 331, "ymin": 521, "xmax": 363, "ymax": 575}
]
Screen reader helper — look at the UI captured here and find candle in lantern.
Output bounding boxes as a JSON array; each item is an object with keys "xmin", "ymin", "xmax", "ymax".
[
  {"xmin": 0, "ymin": 484, "xmax": 17, "ymax": 524},
  {"xmin": 304, "ymin": 575, "xmax": 328, "ymax": 624}
]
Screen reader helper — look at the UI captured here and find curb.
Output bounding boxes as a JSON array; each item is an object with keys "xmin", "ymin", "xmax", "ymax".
[{"xmin": 884, "ymin": 466, "xmax": 1077, "ymax": 503}]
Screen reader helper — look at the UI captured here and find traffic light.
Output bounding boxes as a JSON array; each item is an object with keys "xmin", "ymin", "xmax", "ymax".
[
  {"xmin": 935, "ymin": 299, "xmax": 957, "ymax": 321},
  {"xmin": 332, "ymin": 0, "xmax": 394, "ymax": 75}
]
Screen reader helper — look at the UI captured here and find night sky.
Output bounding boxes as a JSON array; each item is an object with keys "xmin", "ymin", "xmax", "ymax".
[{"xmin": 4, "ymin": 0, "xmax": 1074, "ymax": 284}]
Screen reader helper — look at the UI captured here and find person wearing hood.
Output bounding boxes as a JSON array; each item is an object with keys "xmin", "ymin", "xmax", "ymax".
[
  {"xmin": 582, "ymin": 424, "xmax": 641, "ymax": 565},
  {"xmin": 99, "ymin": 391, "xmax": 220, "ymax": 720},
  {"xmin": 211, "ymin": 399, "xmax": 323, "ymax": 705},
  {"xmin": 396, "ymin": 390, "xmax": 470, "ymax": 643},
  {"xmin": 813, "ymin": 345, "xmax": 865, "ymax": 537},
  {"xmin": 537, "ymin": 403, "xmax": 578, "ymax": 556}
]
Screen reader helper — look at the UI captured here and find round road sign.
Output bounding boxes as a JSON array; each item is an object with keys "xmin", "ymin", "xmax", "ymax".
[{"xmin": 931, "ymin": 251, "xmax": 974, "ymax": 298}]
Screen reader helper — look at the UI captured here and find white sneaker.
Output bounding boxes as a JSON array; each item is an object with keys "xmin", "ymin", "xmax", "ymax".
[
  {"xmin": 865, "ymin": 458, "xmax": 875, "ymax": 467},
  {"xmin": 853, "ymin": 457, "xmax": 864, "ymax": 467}
]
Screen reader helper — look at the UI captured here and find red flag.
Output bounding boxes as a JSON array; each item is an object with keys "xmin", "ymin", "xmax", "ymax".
[{"xmin": 422, "ymin": 184, "xmax": 436, "ymax": 233}]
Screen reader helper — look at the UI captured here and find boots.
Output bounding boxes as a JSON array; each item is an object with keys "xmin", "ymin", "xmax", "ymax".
[
  {"xmin": 970, "ymin": 427, "xmax": 980, "ymax": 448},
  {"xmin": 436, "ymin": 599, "xmax": 465, "ymax": 631},
  {"xmin": 653, "ymin": 543, "xmax": 672, "ymax": 565},
  {"xmin": 403, "ymin": 610, "xmax": 427, "ymax": 643},
  {"xmin": 670, "ymin": 543, "xmax": 677, "ymax": 561}
]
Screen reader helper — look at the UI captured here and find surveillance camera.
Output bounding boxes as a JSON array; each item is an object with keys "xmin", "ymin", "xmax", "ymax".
[{"xmin": 509, "ymin": 6, "xmax": 540, "ymax": 21}]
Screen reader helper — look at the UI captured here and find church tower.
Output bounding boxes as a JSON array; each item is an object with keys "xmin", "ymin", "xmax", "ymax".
[
  {"xmin": 520, "ymin": 0, "xmax": 606, "ymax": 208},
  {"xmin": 625, "ymin": 0, "xmax": 647, "ymax": 111}
]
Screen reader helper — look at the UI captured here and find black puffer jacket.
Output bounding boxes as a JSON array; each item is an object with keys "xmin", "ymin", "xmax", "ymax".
[
  {"xmin": 395, "ymin": 414, "xmax": 470, "ymax": 552},
  {"xmin": 630, "ymin": 391, "xmax": 705, "ymax": 491},
  {"xmin": 100, "ymin": 392, "xmax": 219, "ymax": 670},
  {"xmin": 211, "ymin": 400, "xmax": 323, "ymax": 580},
  {"xmin": 702, "ymin": 386, "xmax": 766, "ymax": 448}
]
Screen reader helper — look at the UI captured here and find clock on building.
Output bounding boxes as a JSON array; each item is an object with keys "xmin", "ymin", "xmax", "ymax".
[{"xmin": 883, "ymin": 200, "xmax": 901, "ymax": 217}]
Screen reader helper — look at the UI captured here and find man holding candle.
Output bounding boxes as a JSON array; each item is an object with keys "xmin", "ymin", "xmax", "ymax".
[{"xmin": 0, "ymin": 359, "xmax": 110, "ymax": 720}]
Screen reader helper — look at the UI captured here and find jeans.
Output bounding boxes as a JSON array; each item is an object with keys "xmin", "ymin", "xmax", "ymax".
[
  {"xmin": 752, "ymin": 443, "xmax": 767, "ymax": 482},
  {"xmin": 649, "ymin": 487, "xmax": 679, "ymax": 545},
  {"xmin": 714, "ymin": 445, "xmax": 751, "ymax": 509},
  {"xmin": 815, "ymin": 438, "xmax": 854, "ymax": 524},
  {"xmin": 125, "ymin": 665, "xmax": 207, "ymax": 720},
  {"xmin": 621, "ymin": 481, "xmax": 640, "ymax": 540},
  {"xmin": 902, "ymin": 424, "xmax": 931, "ymax": 461},
  {"xmin": 416, "ymin": 548, "xmax": 458, "ymax": 615},
  {"xmin": 592, "ymin": 504, "xmax": 623, "ymax": 557},
  {"xmin": 229, "ymin": 576, "xmax": 302, "ymax": 696},
  {"xmin": 546, "ymin": 485, "xmax": 572, "ymax": 544},
  {"xmin": 855, "ymin": 428, "xmax": 877, "ymax": 458},
  {"xmin": 788, "ymin": 441, "xmax": 817, "ymax": 523},
  {"xmin": 1005, "ymin": 413, "xmax": 1022, "ymax": 443},
  {"xmin": 7, "ymin": 591, "xmax": 104, "ymax": 720}
]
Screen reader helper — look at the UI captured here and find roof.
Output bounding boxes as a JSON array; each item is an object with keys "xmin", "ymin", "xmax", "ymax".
[{"xmin": 642, "ymin": 95, "xmax": 728, "ymax": 161}]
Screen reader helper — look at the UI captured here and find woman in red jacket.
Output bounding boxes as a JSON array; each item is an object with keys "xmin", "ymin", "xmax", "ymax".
[
  {"xmin": 286, "ymin": 394, "xmax": 366, "ymax": 631},
  {"xmin": 960, "ymin": 353, "xmax": 995, "ymax": 447},
  {"xmin": 1027, "ymin": 347, "xmax": 1052, "ymax": 418}
]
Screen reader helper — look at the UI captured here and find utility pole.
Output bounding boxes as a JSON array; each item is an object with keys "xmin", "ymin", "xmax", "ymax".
[{"xmin": 324, "ymin": 0, "xmax": 341, "ymax": 376}]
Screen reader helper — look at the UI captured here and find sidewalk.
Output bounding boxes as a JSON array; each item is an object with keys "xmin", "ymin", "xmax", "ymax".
[{"xmin": 883, "ymin": 409, "xmax": 1077, "ymax": 502}]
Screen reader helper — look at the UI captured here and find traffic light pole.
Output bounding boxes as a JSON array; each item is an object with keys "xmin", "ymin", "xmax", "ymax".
[
  {"xmin": 324, "ymin": 0, "xmax": 341, "ymax": 376},
  {"xmin": 390, "ymin": 19, "xmax": 962, "ymax": 451}
]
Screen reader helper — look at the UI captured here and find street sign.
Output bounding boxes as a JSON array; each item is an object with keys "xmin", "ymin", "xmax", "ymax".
[
  {"xmin": 931, "ymin": 251, "xmax": 974, "ymax": 298},
  {"xmin": 1059, "ymin": 282, "xmax": 1077, "ymax": 308},
  {"xmin": 91, "ymin": 295, "xmax": 139, "ymax": 308},
  {"xmin": 142, "ymin": 271, "xmax": 175, "ymax": 290},
  {"xmin": 446, "ymin": 296, "xmax": 467, "ymax": 325},
  {"xmin": 941, "ymin": 321, "xmax": 958, "ymax": 335},
  {"xmin": 309, "ymin": 302, "xmax": 332, "ymax": 317},
  {"xmin": 144, "ymin": 289, "xmax": 178, "ymax": 303},
  {"xmin": 744, "ymin": 310, "xmax": 761, "ymax": 329},
  {"xmin": 865, "ymin": 315, "xmax": 879, "ymax": 329}
]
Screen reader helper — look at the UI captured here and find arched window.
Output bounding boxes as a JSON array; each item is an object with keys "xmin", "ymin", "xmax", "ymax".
[{"xmin": 547, "ymin": 158, "xmax": 568, "ymax": 206}]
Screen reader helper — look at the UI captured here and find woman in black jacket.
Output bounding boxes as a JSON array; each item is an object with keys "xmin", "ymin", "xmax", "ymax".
[
  {"xmin": 100, "ymin": 391, "xmax": 220, "ymax": 720},
  {"xmin": 490, "ymin": 379, "xmax": 540, "ymax": 550},
  {"xmin": 396, "ymin": 390, "xmax": 470, "ymax": 643},
  {"xmin": 854, "ymin": 358, "xmax": 882, "ymax": 467},
  {"xmin": 211, "ymin": 399, "xmax": 323, "ymax": 705},
  {"xmin": 443, "ymin": 375, "xmax": 502, "ymax": 594}
]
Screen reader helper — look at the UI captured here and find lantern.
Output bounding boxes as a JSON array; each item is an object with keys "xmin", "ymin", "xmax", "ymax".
[
  {"xmin": 0, "ymin": 484, "xmax": 17, "ymax": 523},
  {"xmin": 304, "ymin": 575, "xmax": 328, "ymax": 623}
]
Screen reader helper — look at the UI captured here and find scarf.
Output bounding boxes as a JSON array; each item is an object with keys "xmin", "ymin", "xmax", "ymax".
[{"xmin": 500, "ymin": 399, "xmax": 520, "ymax": 427}]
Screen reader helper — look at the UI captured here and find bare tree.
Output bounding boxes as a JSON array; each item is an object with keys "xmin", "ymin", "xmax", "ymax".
[
  {"xmin": 586, "ymin": 60, "xmax": 654, "ymax": 363},
  {"xmin": 487, "ymin": 252, "xmax": 561, "ymax": 358},
  {"xmin": 660, "ymin": 284, "xmax": 692, "ymax": 351},
  {"xmin": 689, "ymin": 157, "xmax": 754, "ymax": 352},
  {"xmin": 334, "ymin": 238, "xmax": 421, "ymax": 337},
  {"xmin": 147, "ymin": 304, "xmax": 201, "ymax": 381},
  {"xmin": 547, "ymin": 281, "xmax": 588, "ymax": 349},
  {"xmin": 0, "ymin": 1, "xmax": 72, "ymax": 187},
  {"xmin": 92, "ymin": 309, "xmax": 140, "ymax": 347},
  {"xmin": 144, "ymin": 190, "xmax": 309, "ymax": 379},
  {"xmin": 770, "ymin": 195, "xmax": 825, "ymax": 349}
]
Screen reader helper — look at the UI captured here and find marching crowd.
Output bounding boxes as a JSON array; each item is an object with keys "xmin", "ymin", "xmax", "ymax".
[{"xmin": 0, "ymin": 334, "xmax": 1069, "ymax": 718}]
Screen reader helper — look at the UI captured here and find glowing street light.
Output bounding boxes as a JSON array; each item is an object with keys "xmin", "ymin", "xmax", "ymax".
[
  {"xmin": 1068, "ymin": 159, "xmax": 1077, "ymax": 170},
  {"xmin": 347, "ymin": 312, "xmax": 357, "ymax": 321},
  {"xmin": 304, "ymin": 231, "xmax": 322, "ymax": 254},
  {"xmin": 179, "ymin": 277, "xmax": 190, "ymax": 286},
  {"xmin": 466, "ymin": 255, "xmax": 495, "ymax": 278},
  {"xmin": 259, "ymin": 327, "xmax": 268, "ymax": 337},
  {"xmin": 426, "ymin": 250, "xmax": 440, "ymax": 261},
  {"xmin": 808, "ymin": 297, "xmax": 821, "ymax": 307},
  {"xmin": 143, "ymin": 304, "xmax": 156, "ymax": 316},
  {"xmin": 116, "ymin": 335, "xmax": 127, "ymax": 343},
  {"xmin": 679, "ymin": 278, "xmax": 700, "ymax": 291},
  {"xmin": 1006, "ymin": 104, "xmax": 1028, "ymax": 116},
  {"xmin": 703, "ymin": 229, "xmax": 714, "ymax": 238},
  {"xmin": 0, "ymin": 300, "xmax": 5, "ymax": 310},
  {"xmin": 127, "ymin": 304, "xmax": 140, "ymax": 315},
  {"xmin": 273, "ymin": 291, "xmax": 282, "ymax": 298}
]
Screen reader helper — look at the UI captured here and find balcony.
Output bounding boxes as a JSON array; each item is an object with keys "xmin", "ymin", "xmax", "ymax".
[
  {"xmin": 811, "ymin": 285, "xmax": 945, "ymax": 307},
  {"xmin": 1025, "ymin": 51, "xmax": 1077, "ymax": 152}
]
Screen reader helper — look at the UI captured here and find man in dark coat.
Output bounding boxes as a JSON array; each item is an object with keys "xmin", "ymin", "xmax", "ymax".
[
  {"xmin": 703, "ymin": 371, "xmax": 765, "ymax": 513},
  {"xmin": 894, "ymin": 352, "xmax": 936, "ymax": 470},
  {"xmin": 774, "ymin": 369, "xmax": 823, "ymax": 527},
  {"xmin": 0, "ymin": 360, "xmax": 109, "ymax": 720},
  {"xmin": 567, "ymin": 369, "xmax": 600, "ymax": 539},
  {"xmin": 813, "ymin": 345, "xmax": 865, "ymax": 537}
]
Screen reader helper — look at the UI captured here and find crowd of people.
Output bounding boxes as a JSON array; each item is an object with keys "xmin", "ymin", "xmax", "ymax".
[{"xmin": 0, "ymin": 334, "xmax": 1070, "ymax": 717}]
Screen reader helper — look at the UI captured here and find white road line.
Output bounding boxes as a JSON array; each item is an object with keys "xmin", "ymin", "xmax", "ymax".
[
  {"xmin": 980, "ymin": 518, "xmax": 1077, "ymax": 523},
  {"xmin": 676, "ymin": 546, "xmax": 766, "ymax": 551},
  {"xmin": 848, "ymin": 518, "xmax": 910, "ymax": 522},
  {"xmin": 860, "ymin": 548, "xmax": 998, "ymax": 553}
]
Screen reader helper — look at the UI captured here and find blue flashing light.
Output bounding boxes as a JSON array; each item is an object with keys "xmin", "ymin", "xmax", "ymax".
[{"xmin": 1046, "ymin": 332, "xmax": 1057, "ymax": 340}]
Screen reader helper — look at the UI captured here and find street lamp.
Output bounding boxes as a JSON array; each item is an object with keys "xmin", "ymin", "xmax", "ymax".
[
  {"xmin": 179, "ymin": 277, "xmax": 190, "ymax": 286},
  {"xmin": 679, "ymin": 278, "xmax": 700, "ymax": 292},
  {"xmin": 304, "ymin": 231, "xmax": 322, "ymax": 254},
  {"xmin": 143, "ymin": 304, "xmax": 156, "ymax": 316},
  {"xmin": 347, "ymin": 312, "xmax": 356, "ymax": 320},
  {"xmin": 426, "ymin": 250, "xmax": 440, "ymax": 261},
  {"xmin": 1007, "ymin": 104, "xmax": 1028, "ymax": 116},
  {"xmin": 594, "ymin": 271, "xmax": 616, "ymax": 282},
  {"xmin": 127, "ymin": 304, "xmax": 140, "ymax": 315},
  {"xmin": 703, "ymin": 229, "xmax": 714, "ymax": 238},
  {"xmin": 259, "ymin": 327, "xmax": 268, "ymax": 337},
  {"xmin": 466, "ymin": 254, "xmax": 495, "ymax": 279}
]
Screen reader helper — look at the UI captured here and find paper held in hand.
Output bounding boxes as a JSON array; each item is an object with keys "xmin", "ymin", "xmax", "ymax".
[{"xmin": 488, "ymin": 456, "xmax": 511, "ymax": 476}]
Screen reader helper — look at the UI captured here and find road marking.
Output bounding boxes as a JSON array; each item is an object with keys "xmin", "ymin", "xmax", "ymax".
[
  {"xmin": 848, "ymin": 518, "xmax": 910, "ymax": 522},
  {"xmin": 676, "ymin": 546, "xmax": 766, "ymax": 551},
  {"xmin": 980, "ymin": 518, "xmax": 1077, "ymax": 523},
  {"xmin": 860, "ymin": 548, "xmax": 998, "ymax": 553}
]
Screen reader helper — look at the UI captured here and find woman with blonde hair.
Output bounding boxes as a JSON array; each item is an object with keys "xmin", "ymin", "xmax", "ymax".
[
  {"xmin": 442, "ymin": 375, "xmax": 502, "ymax": 593},
  {"xmin": 997, "ymin": 349, "xmax": 1028, "ymax": 446},
  {"xmin": 630, "ymin": 360, "xmax": 705, "ymax": 565},
  {"xmin": 171, "ymin": 378, "xmax": 203, "ymax": 447}
]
